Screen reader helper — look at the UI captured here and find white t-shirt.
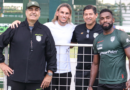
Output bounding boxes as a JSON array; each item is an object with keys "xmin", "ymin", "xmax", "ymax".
[{"xmin": 44, "ymin": 21, "xmax": 76, "ymax": 73}]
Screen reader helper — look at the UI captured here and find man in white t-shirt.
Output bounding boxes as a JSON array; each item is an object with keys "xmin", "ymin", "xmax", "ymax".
[
  {"xmin": 9, "ymin": 3, "xmax": 75, "ymax": 90},
  {"xmin": 44, "ymin": 3, "xmax": 76, "ymax": 90}
]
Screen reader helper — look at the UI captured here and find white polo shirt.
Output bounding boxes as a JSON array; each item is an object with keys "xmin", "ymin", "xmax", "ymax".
[{"xmin": 44, "ymin": 21, "xmax": 76, "ymax": 73}]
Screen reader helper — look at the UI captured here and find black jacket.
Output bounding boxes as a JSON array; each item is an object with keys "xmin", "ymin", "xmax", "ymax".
[{"xmin": 0, "ymin": 19, "xmax": 57, "ymax": 83}]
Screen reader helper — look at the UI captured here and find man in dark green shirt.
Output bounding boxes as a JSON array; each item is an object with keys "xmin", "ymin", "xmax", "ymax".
[{"xmin": 88, "ymin": 9, "xmax": 130, "ymax": 90}]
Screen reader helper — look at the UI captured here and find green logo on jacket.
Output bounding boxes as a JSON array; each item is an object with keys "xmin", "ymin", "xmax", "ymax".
[{"xmin": 35, "ymin": 34, "xmax": 43, "ymax": 36}]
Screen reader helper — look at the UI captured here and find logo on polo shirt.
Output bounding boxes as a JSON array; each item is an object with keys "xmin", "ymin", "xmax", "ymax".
[
  {"xmin": 97, "ymin": 44, "xmax": 103, "ymax": 50},
  {"xmin": 97, "ymin": 47, "xmax": 102, "ymax": 50},
  {"xmin": 81, "ymin": 32, "xmax": 84, "ymax": 34},
  {"xmin": 100, "ymin": 50, "xmax": 118, "ymax": 55},
  {"xmin": 98, "ymin": 40, "xmax": 104, "ymax": 43},
  {"xmin": 93, "ymin": 33, "xmax": 99, "ymax": 38},
  {"xmin": 110, "ymin": 36, "xmax": 115, "ymax": 42}
]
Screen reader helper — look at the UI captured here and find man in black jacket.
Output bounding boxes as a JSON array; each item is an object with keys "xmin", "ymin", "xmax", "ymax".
[{"xmin": 0, "ymin": 1, "xmax": 56, "ymax": 90}]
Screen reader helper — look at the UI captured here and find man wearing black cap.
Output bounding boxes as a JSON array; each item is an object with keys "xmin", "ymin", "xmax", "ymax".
[{"xmin": 0, "ymin": 1, "xmax": 56, "ymax": 90}]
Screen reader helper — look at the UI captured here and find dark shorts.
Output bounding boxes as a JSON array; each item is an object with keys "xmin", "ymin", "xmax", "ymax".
[
  {"xmin": 7, "ymin": 79, "xmax": 42, "ymax": 90},
  {"xmin": 97, "ymin": 82, "xmax": 126, "ymax": 90}
]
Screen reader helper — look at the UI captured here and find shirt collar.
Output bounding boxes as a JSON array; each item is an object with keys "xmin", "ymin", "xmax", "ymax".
[
  {"xmin": 84, "ymin": 22, "xmax": 97, "ymax": 31},
  {"xmin": 22, "ymin": 18, "xmax": 41, "ymax": 30}
]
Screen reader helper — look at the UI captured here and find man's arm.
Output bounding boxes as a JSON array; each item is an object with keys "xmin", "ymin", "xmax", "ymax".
[
  {"xmin": 124, "ymin": 47, "xmax": 130, "ymax": 89},
  {"xmin": 70, "ymin": 42, "xmax": 77, "ymax": 48},
  {"xmin": 0, "ymin": 63, "xmax": 13, "ymax": 76},
  {"xmin": 40, "ymin": 70, "xmax": 53, "ymax": 89},
  {"xmin": 118, "ymin": 31, "xmax": 130, "ymax": 89},
  {"xmin": 44, "ymin": 27, "xmax": 57, "ymax": 72},
  {"xmin": 71, "ymin": 29, "xmax": 77, "ymax": 48},
  {"xmin": 0, "ymin": 27, "xmax": 15, "ymax": 76},
  {"xmin": 88, "ymin": 54, "xmax": 100, "ymax": 90},
  {"xmin": 40, "ymin": 26, "xmax": 57, "ymax": 89}
]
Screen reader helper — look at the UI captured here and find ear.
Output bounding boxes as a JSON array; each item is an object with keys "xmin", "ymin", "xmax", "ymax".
[
  {"xmin": 95, "ymin": 13, "xmax": 98, "ymax": 19},
  {"xmin": 112, "ymin": 17, "xmax": 115, "ymax": 23}
]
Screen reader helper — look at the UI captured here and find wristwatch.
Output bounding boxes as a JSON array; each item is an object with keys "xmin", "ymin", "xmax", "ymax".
[{"xmin": 47, "ymin": 72, "xmax": 53, "ymax": 76}]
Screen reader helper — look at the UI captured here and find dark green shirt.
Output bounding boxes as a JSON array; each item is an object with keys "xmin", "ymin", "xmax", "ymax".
[{"xmin": 93, "ymin": 29, "xmax": 130, "ymax": 84}]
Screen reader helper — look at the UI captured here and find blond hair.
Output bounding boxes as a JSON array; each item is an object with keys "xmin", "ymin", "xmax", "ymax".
[{"xmin": 52, "ymin": 3, "xmax": 72, "ymax": 24}]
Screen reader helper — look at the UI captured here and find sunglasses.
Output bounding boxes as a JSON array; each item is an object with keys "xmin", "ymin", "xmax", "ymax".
[{"xmin": 86, "ymin": 29, "xmax": 90, "ymax": 38}]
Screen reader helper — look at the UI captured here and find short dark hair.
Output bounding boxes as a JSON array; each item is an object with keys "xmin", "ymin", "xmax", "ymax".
[
  {"xmin": 100, "ymin": 9, "xmax": 113, "ymax": 16},
  {"xmin": 83, "ymin": 5, "xmax": 97, "ymax": 14}
]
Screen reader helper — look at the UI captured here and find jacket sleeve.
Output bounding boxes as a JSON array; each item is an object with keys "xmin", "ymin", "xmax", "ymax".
[
  {"xmin": 45, "ymin": 27, "xmax": 57, "ymax": 72},
  {"xmin": 0, "ymin": 27, "xmax": 15, "ymax": 63}
]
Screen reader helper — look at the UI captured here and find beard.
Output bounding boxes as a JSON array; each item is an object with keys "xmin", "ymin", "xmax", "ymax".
[{"xmin": 101, "ymin": 23, "xmax": 113, "ymax": 31}]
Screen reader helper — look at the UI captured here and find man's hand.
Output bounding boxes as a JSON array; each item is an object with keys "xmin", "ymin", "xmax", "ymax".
[
  {"xmin": 70, "ymin": 46, "xmax": 74, "ymax": 48},
  {"xmin": 0, "ymin": 63, "xmax": 13, "ymax": 76},
  {"xmin": 9, "ymin": 20, "xmax": 21, "ymax": 29},
  {"xmin": 88, "ymin": 86, "xmax": 93, "ymax": 90},
  {"xmin": 40, "ymin": 74, "xmax": 52, "ymax": 89},
  {"xmin": 126, "ymin": 80, "xmax": 130, "ymax": 89}
]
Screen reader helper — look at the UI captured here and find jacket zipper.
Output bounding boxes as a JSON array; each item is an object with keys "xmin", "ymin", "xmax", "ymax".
[
  {"xmin": 25, "ymin": 29, "xmax": 33, "ymax": 82},
  {"xmin": 30, "ymin": 30, "xmax": 33, "ymax": 51}
]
